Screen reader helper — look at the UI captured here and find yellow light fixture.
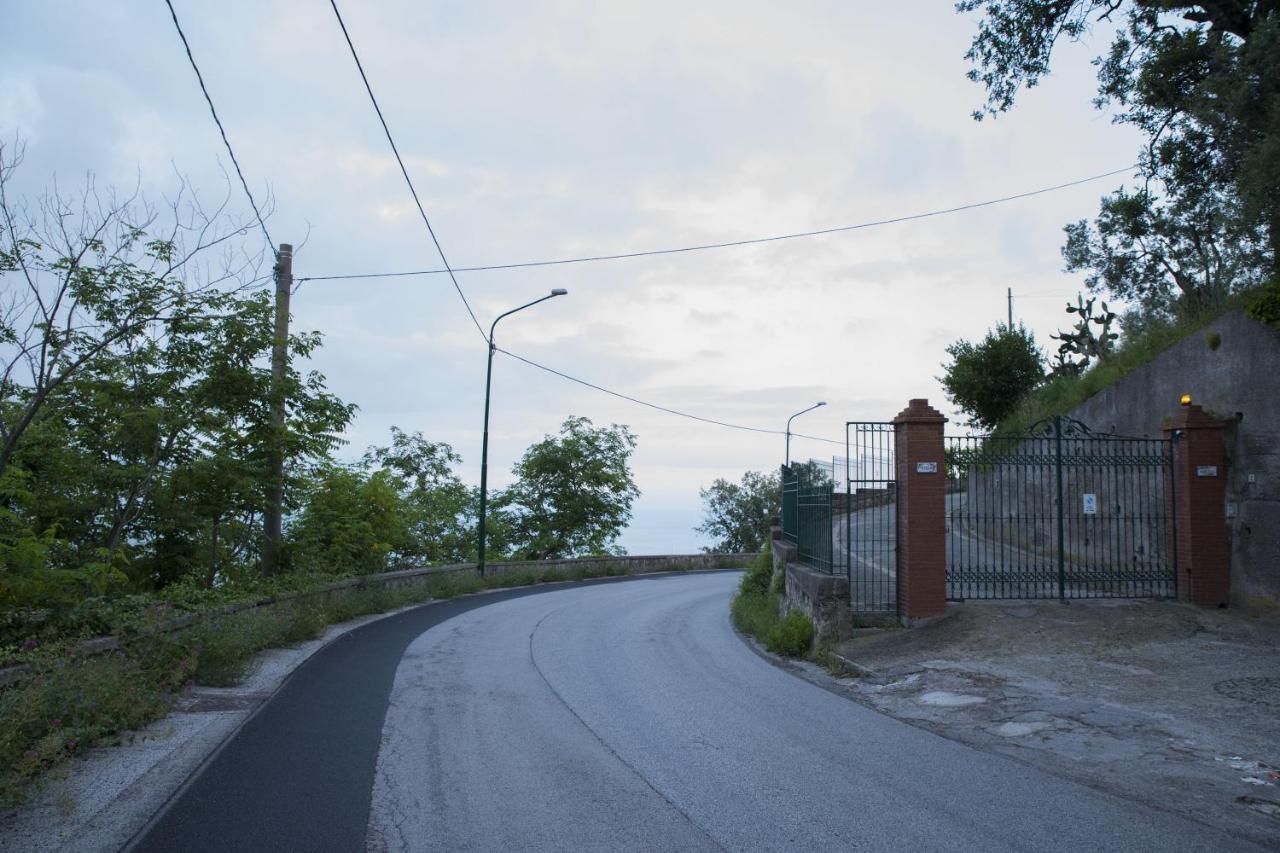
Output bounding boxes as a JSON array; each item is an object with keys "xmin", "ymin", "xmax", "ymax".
[{"xmin": 1180, "ymin": 393, "xmax": 1192, "ymax": 406}]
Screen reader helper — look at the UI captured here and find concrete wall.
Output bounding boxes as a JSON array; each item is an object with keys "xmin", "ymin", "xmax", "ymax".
[{"xmin": 1065, "ymin": 310, "xmax": 1280, "ymax": 607}]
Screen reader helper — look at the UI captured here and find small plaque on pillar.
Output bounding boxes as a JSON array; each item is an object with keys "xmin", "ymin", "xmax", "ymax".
[
  {"xmin": 916, "ymin": 461, "xmax": 938, "ymax": 474},
  {"xmin": 1196, "ymin": 465, "xmax": 1218, "ymax": 477}
]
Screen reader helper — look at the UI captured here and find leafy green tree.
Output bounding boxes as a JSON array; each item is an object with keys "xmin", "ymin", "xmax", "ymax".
[
  {"xmin": 502, "ymin": 417, "xmax": 640, "ymax": 560},
  {"xmin": 696, "ymin": 469, "xmax": 780, "ymax": 553},
  {"xmin": 1062, "ymin": 185, "xmax": 1269, "ymax": 320},
  {"xmin": 362, "ymin": 427, "xmax": 474, "ymax": 566},
  {"xmin": 941, "ymin": 323, "xmax": 1044, "ymax": 430},
  {"xmin": 289, "ymin": 466, "xmax": 405, "ymax": 576},
  {"xmin": 959, "ymin": 2, "xmax": 1279, "ymax": 293},
  {"xmin": 0, "ymin": 145, "xmax": 354, "ymax": 596},
  {"xmin": 0, "ymin": 141, "xmax": 268, "ymax": 480}
]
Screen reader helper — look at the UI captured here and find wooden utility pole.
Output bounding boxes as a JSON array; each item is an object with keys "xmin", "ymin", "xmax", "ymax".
[
  {"xmin": 1007, "ymin": 287, "xmax": 1013, "ymax": 328},
  {"xmin": 262, "ymin": 243, "xmax": 292, "ymax": 575}
]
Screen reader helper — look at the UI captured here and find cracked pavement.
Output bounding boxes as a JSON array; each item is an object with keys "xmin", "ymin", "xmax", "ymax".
[{"xmin": 828, "ymin": 598, "xmax": 1280, "ymax": 846}]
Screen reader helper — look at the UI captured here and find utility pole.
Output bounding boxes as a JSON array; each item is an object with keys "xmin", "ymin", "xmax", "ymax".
[
  {"xmin": 262, "ymin": 243, "xmax": 292, "ymax": 575},
  {"xmin": 1007, "ymin": 287, "xmax": 1013, "ymax": 328}
]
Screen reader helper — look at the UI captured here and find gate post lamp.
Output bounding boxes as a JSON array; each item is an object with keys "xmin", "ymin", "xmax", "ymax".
[
  {"xmin": 785, "ymin": 401, "xmax": 826, "ymax": 467},
  {"xmin": 478, "ymin": 288, "xmax": 568, "ymax": 577}
]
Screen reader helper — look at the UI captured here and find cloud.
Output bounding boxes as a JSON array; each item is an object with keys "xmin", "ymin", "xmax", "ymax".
[{"xmin": 0, "ymin": 0, "xmax": 1146, "ymax": 553}]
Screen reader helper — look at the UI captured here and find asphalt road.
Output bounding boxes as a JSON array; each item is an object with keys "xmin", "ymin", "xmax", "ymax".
[{"xmin": 132, "ymin": 571, "xmax": 1262, "ymax": 852}]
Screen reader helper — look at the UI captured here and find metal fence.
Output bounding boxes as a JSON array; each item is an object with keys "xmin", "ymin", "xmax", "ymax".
[
  {"xmin": 780, "ymin": 425, "xmax": 898, "ymax": 614},
  {"xmin": 782, "ymin": 461, "xmax": 835, "ymax": 573},
  {"xmin": 946, "ymin": 416, "xmax": 1176, "ymax": 600},
  {"xmin": 843, "ymin": 423, "xmax": 897, "ymax": 613}
]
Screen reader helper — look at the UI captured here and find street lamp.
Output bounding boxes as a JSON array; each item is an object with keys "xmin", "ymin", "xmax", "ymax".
[
  {"xmin": 785, "ymin": 401, "xmax": 826, "ymax": 467},
  {"xmin": 478, "ymin": 289, "xmax": 568, "ymax": 576}
]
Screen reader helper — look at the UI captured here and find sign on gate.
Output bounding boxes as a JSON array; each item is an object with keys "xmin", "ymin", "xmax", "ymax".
[{"xmin": 1082, "ymin": 493, "xmax": 1097, "ymax": 515}]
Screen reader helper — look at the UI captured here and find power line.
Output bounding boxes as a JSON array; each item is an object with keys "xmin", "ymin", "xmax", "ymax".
[
  {"xmin": 163, "ymin": 0, "xmax": 275, "ymax": 255},
  {"xmin": 296, "ymin": 164, "xmax": 1136, "ymax": 283},
  {"xmin": 495, "ymin": 347, "xmax": 844, "ymax": 447},
  {"xmin": 326, "ymin": 0, "xmax": 486, "ymax": 342}
]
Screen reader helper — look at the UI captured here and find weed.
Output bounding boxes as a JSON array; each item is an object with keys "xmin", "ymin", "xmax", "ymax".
[{"xmin": 765, "ymin": 609, "xmax": 815, "ymax": 656}]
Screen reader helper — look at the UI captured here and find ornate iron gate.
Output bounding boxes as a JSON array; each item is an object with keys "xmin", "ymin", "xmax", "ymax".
[
  {"xmin": 841, "ymin": 422, "xmax": 897, "ymax": 613},
  {"xmin": 945, "ymin": 416, "xmax": 1176, "ymax": 600}
]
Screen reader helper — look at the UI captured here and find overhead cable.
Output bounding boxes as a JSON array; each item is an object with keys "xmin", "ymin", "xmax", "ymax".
[
  {"xmin": 496, "ymin": 347, "xmax": 844, "ymax": 447},
  {"xmin": 327, "ymin": 0, "xmax": 486, "ymax": 341},
  {"xmin": 163, "ymin": 0, "xmax": 276, "ymax": 255},
  {"xmin": 296, "ymin": 165, "xmax": 1136, "ymax": 283}
]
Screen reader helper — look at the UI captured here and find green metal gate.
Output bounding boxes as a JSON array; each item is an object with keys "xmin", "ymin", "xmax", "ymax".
[
  {"xmin": 841, "ymin": 422, "xmax": 897, "ymax": 613},
  {"xmin": 945, "ymin": 416, "xmax": 1176, "ymax": 600}
]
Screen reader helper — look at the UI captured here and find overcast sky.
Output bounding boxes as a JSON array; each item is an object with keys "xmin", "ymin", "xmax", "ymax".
[{"xmin": 1, "ymin": 1, "xmax": 1144, "ymax": 553}]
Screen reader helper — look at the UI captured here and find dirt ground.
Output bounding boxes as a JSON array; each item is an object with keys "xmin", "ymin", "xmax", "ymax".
[{"xmin": 822, "ymin": 599, "xmax": 1280, "ymax": 848}]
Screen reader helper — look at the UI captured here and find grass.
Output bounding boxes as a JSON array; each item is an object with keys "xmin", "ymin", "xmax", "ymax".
[
  {"xmin": 729, "ymin": 544, "xmax": 815, "ymax": 658},
  {"xmin": 1000, "ymin": 290, "xmax": 1274, "ymax": 435},
  {"xmin": 0, "ymin": 556, "xmax": 749, "ymax": 806}
]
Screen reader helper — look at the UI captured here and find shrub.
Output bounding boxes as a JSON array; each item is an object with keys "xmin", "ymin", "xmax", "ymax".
[
  {"xmin": 765, "ymin": 609, "xmax": 815, "ymax": 656},
  {"xmin": 739, "ymin": 551, "xmax": 772, "ymax": 597},
  {"xmin": 1247, "ymin": 279, "xmax": 1280, "ymax": 329},
  {"xmin": 941, "ymin": 324, "xmax": 1044, "ymax": 430}
]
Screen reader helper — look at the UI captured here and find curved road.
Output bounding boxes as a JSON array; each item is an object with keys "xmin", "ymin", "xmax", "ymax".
[{"xmin": 132, "ymin": 572, "xmax": 1261, "ymax": 852}]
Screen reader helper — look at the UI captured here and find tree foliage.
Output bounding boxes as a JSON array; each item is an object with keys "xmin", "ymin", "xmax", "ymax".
[
  {"xmin": 0, "ymin": 143, "xmax": 650, "ymax": 621},
  {"xmin": 941, "ymin": 323, "xmax": 1044, "ymax": 430},
  {"xmin": 0, "ymin": 146, "xmax": 352, "ymax": 605},
  {"xmin": 958, "ymin": 1, "xmax": 1280, "ymax": 312},
  {"xmin": 696, "ymin": 469, "xmax": 780, "ymax": 554},
  {"xmin": 501, "ymin": 417, "xmax": 639, "ymax": 560}
]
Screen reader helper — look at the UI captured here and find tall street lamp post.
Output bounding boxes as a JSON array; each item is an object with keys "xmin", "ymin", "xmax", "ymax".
[
  {"xmin": 785, "ymin": 401, "xmax": 826, "ymax": 467},
  {"xmin": 478, "ymin": 289, "xmax": 568, "ymax": 576}
]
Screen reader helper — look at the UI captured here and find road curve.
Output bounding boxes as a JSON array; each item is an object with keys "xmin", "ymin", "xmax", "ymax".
[{"xmin": 133, "ymin": 572, "xmax": 1261, "ymax": 852}]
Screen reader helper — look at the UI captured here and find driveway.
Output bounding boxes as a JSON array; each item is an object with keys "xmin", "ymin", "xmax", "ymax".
[{"xmin": 831, "ymin": 597, "xmax": 1280, "ymax": 847}]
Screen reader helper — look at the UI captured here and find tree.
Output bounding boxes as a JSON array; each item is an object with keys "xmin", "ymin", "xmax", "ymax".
[
  {"xmin": 502, "ymin": 417, "xmax": 639, "ymax": 560},
  {"xmin": 0, "ymin": 142, "xmax": 355, "ymax": 596},
  {"xmin": 362, "ymin": 427, "xmax": 473, "ymax": 566},
  {"xmin": 958, "ymin": 2, "xmax": 1280, "ymax": 289},
  {"xmin": 696, "ymin": 469, "xmax": 780, "ymax": 554},
  {"xmin": 289, "ymin": 465, "xmax": 406, "ymax": 577},
  {"xmin": 1062, "ymin": 185, "xmax": 1269, "ymax": 320},
  {"xmin": 0, "ymin": 140, "xmax": 269, "ymax": 481},
  {"xmin": 941, "ymin": 323, "xmax": 1044, "ymax": 430}
]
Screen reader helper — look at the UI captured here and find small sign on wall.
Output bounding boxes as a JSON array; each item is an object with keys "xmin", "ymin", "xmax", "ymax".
[
  {"xmin": 1197, "ymin": 465, "xmax": 1218, "ymax": 477},
  {"xmin": 916, "ymin": 461, "xmax": 938, "ymax": 474},
  {"xmin": 1082, "ymin": 493, "xmax": 1098, "ymax": 515}
]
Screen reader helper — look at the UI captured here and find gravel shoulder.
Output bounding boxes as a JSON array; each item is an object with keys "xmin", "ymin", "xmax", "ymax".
[{"xmin": 824, "ymin": 599, "xmax": 1280, "ymax": 846}]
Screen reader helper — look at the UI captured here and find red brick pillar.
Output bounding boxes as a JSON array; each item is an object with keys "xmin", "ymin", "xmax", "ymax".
[
  {"xmin": 894, "ymin": 399, "xmax": 947, "ymax": 624},
  {"xmin": 1162, "ymin": 404, "xmax": 1229, "ymax": 607}
]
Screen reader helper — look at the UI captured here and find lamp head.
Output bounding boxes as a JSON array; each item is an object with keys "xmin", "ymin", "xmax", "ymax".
[
  {"xmin": 550, "ymin": 288, "xmax": 568, "ymax": 297},
  {"xmin": 817, "ymin": 401, "xmax": 827, "ymax": 407},
  {"xmin": 1179, "ymin": 393, "xmax": 1192, "ymax": 407}
]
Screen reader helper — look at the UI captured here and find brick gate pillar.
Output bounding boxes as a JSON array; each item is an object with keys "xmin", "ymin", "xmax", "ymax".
[
  {"xmin": 894, "ymin": 399, "xmax": 947, "ymax": 624},
  {"xmin": 1162, "ymin": 404, "xmax": 1229, "ymax": 607}
]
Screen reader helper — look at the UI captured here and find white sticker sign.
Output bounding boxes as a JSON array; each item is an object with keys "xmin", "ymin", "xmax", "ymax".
[
  {"xmin": 1196, "ymin": 465, "xmax": 1218, "ymax": 477},
  {"xmin": 1082, "ymin": 494, "xmax": 1098, "ymax": 515},
  {"xmin": 916, "ymin": 461, "xmax": 938, "ymax": 474}
]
